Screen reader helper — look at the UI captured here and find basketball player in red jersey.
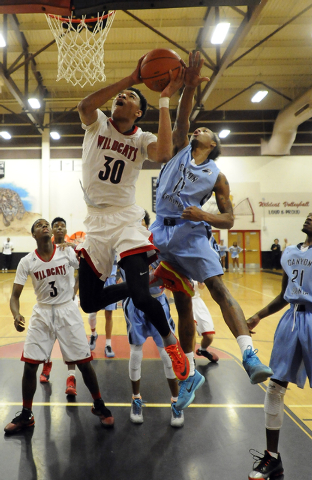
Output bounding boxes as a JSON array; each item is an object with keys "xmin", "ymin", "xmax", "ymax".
[
  {"xmin": 4, "ymin": 219, "xmax": 114, "ymax": 434},
  {"xmin": 76, "ymin": 58, "xmax": 191, "ymax": 381}
]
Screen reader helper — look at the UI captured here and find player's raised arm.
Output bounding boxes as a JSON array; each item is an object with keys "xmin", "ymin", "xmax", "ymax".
[
  {"xmin": 10, "ymin": 283, "xmax": 26, "ymax": 332},
  {"xmin": 78, "ymin": 56, "xmax": 145, "ymax": 126},
  {"xmin": 147, "ymin": 67, "xmax": 185, "ymax": 164},
  {"xmin": 173, "ymin": 51, "xmax": 209, "ymax": 153}
]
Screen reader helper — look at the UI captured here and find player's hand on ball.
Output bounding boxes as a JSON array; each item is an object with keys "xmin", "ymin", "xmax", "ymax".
[
  {"xmin": 185, "ymin": 51, "xmax": 210, "ymax": 89},
  {"xmin": 161, "ymin": 66, "xmax": 185, "ymax": 98},
  {"xmin": 130, "ymin": 55, "xmax": 145, "ymax": 85},
  {"xmin": 247, "ymin": 314, "xmax": 261, "ymax": 334},
  {"xmin": 14, "ymin": 315, "xmax": 25, "ymax": 332}
]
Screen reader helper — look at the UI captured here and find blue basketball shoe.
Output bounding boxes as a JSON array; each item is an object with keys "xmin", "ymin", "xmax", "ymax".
[
  {"xmin": 175, "ymin": 370, "xmax": 205, "ymax": 410},
  {"xmin": 243, "ymin": 347, "xmax": 273, "ymax": 384}
]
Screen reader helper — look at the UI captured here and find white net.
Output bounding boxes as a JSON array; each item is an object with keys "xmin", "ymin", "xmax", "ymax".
[{"xmin": 46, "ymin": 11, "xmax": 116, "ymax": 88}]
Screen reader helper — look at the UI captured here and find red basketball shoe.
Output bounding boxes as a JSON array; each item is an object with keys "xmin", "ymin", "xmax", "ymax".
[
  {"xmin": 65, "ymin": 375, "xmax": 77, "ymax": 396},
  {"xmin": 92, "ymin": 399, "xmax": 114, "ymax": 428},
  {"xmin": 165, "ymin": 338, "xmax": 190, "ymax": 381},
  {"xmin": 153, "ymin": 261, "xmax": 195, "ymax": 297},
  {"xmin": 40, "ymin": 361, "xmax": 52, "ymax": 383},
  {"xmin": 4, "ymin": 409, "xmax": 35, "ymax": 434}
]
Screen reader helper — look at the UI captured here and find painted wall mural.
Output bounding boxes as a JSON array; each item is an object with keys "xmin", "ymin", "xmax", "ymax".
[{"xmin": 0, "ymin": 183, "xmax": 41, "ymax": 236}]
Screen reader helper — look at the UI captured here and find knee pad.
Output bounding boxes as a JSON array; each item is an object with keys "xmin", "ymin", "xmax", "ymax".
[
  {"xmin": 264, "ymin": 380, "xmax": 286, "ymax": 430},
  {"xmin": 158, "ymin": 346, "xmax": 176, "ymax": 380},
  {"xmin": 129, "ymin": 345, "xmax": 143, "ymax": 382},
  {"xmin": 88, "ymin": 312, "xmax": 97, "ymax": 329}
]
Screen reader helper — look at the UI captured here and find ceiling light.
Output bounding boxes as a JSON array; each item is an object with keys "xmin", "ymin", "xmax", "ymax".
[
  {"xmin": 0, "ymin": 33, "xmax": 6, "ymax": 48},
  {"xmin": 50, "ymin": 131, "xmax": 61, "ymax": 140},
  {"xmin": 28, "ymin": 98, "xmax": 41, "ymax": 109},
  {"xmin": 211, "ymin": 23, "xmax": 230, "ymax": 45},
  {"xmin": 251, "ymin": 91, "xmax": 268, "ymax": 103},
  {"xmin": 219, "ymin": 129, "xmax": 230, "ymax": 138},
  {"xmin": 0, "ymin": 131, "xmax": 11, "ymax": 140}
]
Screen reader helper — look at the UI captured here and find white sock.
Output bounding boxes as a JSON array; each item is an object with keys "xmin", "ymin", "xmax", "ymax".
[
  {"xmin": 237, "ymin": 335, "xmax": 254, "ymax": 357},
  {"xmin": 106, "ymin": 339, "xmax": 111, "ymax": 347},
  {"xmin": 186, "ymin": 352, "xmax": 195, "ymax": 376},
  {"xmin": 267, "ymin": 451, "xmax": 278, "ymax": 459},
  {"xmin": 68, "ymin": 370, "xmax": 75, "ymax": 378},
  {"xmin": 133, "ymin": 393, "xmax": 141, "ymax": 399},
  {"xmin": 171, "ymin": 396, "xmax": 178, "ymax": 403},
  {"xmin": 92, "ymin": 330, "xmax": 97, "ymax": 336}
]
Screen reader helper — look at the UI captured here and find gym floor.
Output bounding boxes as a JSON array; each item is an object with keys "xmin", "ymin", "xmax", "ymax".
[{"xmin": 0, "ymin": 270, "xmax": 311, "ymax": 480}]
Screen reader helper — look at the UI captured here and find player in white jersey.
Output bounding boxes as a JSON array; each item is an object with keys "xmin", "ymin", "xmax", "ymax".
[
  {"xmin": 150, "ymin": 52, "xmax": 273, "ymax": 411},
  {"xmin": 76, "ymin": 59, "xmax": 191, "ymax": 382},
  {"xmin": 4, "ymin": 219, "xmax": 114, "ymax": 435},
  {"xmin": 39, "ymin": 217, "xmax": 79, "ymax": 396},
  {"xmin": 247, "ymin": 212, "xmax": 312, "ymax": 480}
]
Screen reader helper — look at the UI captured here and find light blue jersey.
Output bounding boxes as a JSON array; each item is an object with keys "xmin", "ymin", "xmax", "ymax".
[
  {"xmin": 270, "ymin": 243, "xmax": 312, "ymax": 388},
  {"xmin": 281, "ymin": 244, "xmax": 312, "ymax": 305},
  {"xmin": 150, "ymin": 143, "xmax": 223, "ymax": 282},
  {"xmin": 155, "ymin": 144, "xmax": 220, "ymax": 219}
]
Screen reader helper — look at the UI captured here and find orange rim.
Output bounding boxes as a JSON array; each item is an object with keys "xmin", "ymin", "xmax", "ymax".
[{"xmin": 47, "ymin": 11, "xmax": 115, "ymax": 23}]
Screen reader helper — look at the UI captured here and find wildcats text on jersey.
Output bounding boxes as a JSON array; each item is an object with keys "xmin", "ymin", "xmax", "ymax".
[
  {"xmin": 33, "ymin": 264, "xmax": 67, "ymax": 281},
  {"xmin": 97, "ymin": 135, "xmax": 138, "ymax": 162}
]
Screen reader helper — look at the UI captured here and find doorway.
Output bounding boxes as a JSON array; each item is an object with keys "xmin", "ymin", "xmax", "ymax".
[{"xmin": 228, "ymin": 230, "xmax": 261, "ymax": 270}]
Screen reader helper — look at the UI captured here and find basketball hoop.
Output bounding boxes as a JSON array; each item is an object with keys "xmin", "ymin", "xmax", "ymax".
[{"xmin": 46, "ymin": 11, "xmax": 116, "ymax": 88}]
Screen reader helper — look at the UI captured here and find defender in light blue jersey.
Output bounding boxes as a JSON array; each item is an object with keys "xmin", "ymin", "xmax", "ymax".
[
  {"xmin": 150, "ymin": 52, "xmax": 272, "ymax": 410},
  {"xmin": 247, "ymin": 213, "xmax": 312, "ymax": 480}
]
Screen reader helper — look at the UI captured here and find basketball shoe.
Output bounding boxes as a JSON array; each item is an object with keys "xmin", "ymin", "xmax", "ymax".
[
  {"xmin": 152, "ymin": 261, "xmax": 195, "ymax": 297},
  {"xmin": 4, "ymin": 408, "xmax": 35, "ymax": 434},
  {"xmin": 196, "ymin": 348, "xmax": 219, "ymax": 363},
  {"xmin": 40, "ymin": 361, "xmax": 52, "ymax": 383},
  {"xmin": 170, "ymin": 402, "xmax": 184, "ymax": 428},
  {"xmin": 92, "ymin": 399, "xmax": 114, "ymax": 428},
  {"xmin": 164, "ymin": 338, "xmax": 190, "ymax": 381},
  {"xmin": 65, "ymin": 375, "xmax": 77, "ymax": 396},
  {"xmin": 130, "ymin": 396, "xmax": 144, "ymax": 424},
  {"xmin": 248, "ymin": 450, "xmax": 284, "ymax": 479},
  {"xmin": 105, "ymin": 345, "xmax": 115, "ymax": 358},
  {"xmin": 175, "ymin": 370, "xmax": 205, "ymax": 410},
  {"xmin": 243, "ymin": 347, "xmax": 273, "ymax": 384},
  {"xmin": 89, "ymin": 333, "xmax": 98, "ymax": 351}
]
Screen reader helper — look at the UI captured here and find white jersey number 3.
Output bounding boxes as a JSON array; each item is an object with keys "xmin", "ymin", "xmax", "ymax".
[{"xmin": 49, "ymin": 281, "xmax": 58, "ymax": 298}]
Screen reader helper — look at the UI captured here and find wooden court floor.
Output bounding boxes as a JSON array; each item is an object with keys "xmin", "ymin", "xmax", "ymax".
[{"xmin": 0, "ymin": 269, "xmax": 311, "ymax": 479}]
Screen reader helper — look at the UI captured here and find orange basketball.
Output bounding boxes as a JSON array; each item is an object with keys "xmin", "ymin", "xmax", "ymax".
[{"xmin": 140, "ymin": 49, "xmax": 182, "ymax": 92}]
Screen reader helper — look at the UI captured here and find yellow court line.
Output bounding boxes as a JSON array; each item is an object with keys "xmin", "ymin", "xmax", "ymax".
[{"xmin": 288, "ymin": 405, "xmax": 312, "ymax": 408}]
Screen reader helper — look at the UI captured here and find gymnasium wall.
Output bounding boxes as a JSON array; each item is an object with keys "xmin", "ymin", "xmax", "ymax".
[{"xmin": 0, "ymin": 154, "xmax": 310, "ymax": 260}]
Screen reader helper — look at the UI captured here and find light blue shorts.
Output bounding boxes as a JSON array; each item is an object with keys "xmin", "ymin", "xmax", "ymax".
[
  {"xmin": 123, "ymin": 294, "xmax": 175, "ymax": 347},
  {"xmin": 150, "ymin": 219, "xmax": 223, "ymax": 282},
  {"xmin": 270, "ymin": 304, "xmax": 312, "ymax": 389}
]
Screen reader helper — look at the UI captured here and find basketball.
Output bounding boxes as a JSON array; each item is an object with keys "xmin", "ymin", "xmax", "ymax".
[{"xmin": 140, "ymin": 48, "xmax": 182, "ymax": 92}]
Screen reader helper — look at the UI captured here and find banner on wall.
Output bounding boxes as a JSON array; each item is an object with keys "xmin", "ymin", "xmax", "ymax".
[{"xmin": 260, "ymin": 193, "xmax": 310, "ymax": 217}]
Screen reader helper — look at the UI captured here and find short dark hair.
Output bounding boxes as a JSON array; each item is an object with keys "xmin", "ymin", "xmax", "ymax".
[
  {"xmin": 208, "ymin": 132, "xmax": 221, "ymax": 161},
  {"xmin": 128, "ymin": 87, "xmax": 148, "ymax": 123},
  {"xmin": 31, "ymin": 218, "xmax": 46, "ymax": 234},
  {"xmin": 51, "ymin": 217, "xmax": 66, "ymax": 228},
  {"xmin": 144, "ymin": 210, "xmax": 150, "ymax": 227}
]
